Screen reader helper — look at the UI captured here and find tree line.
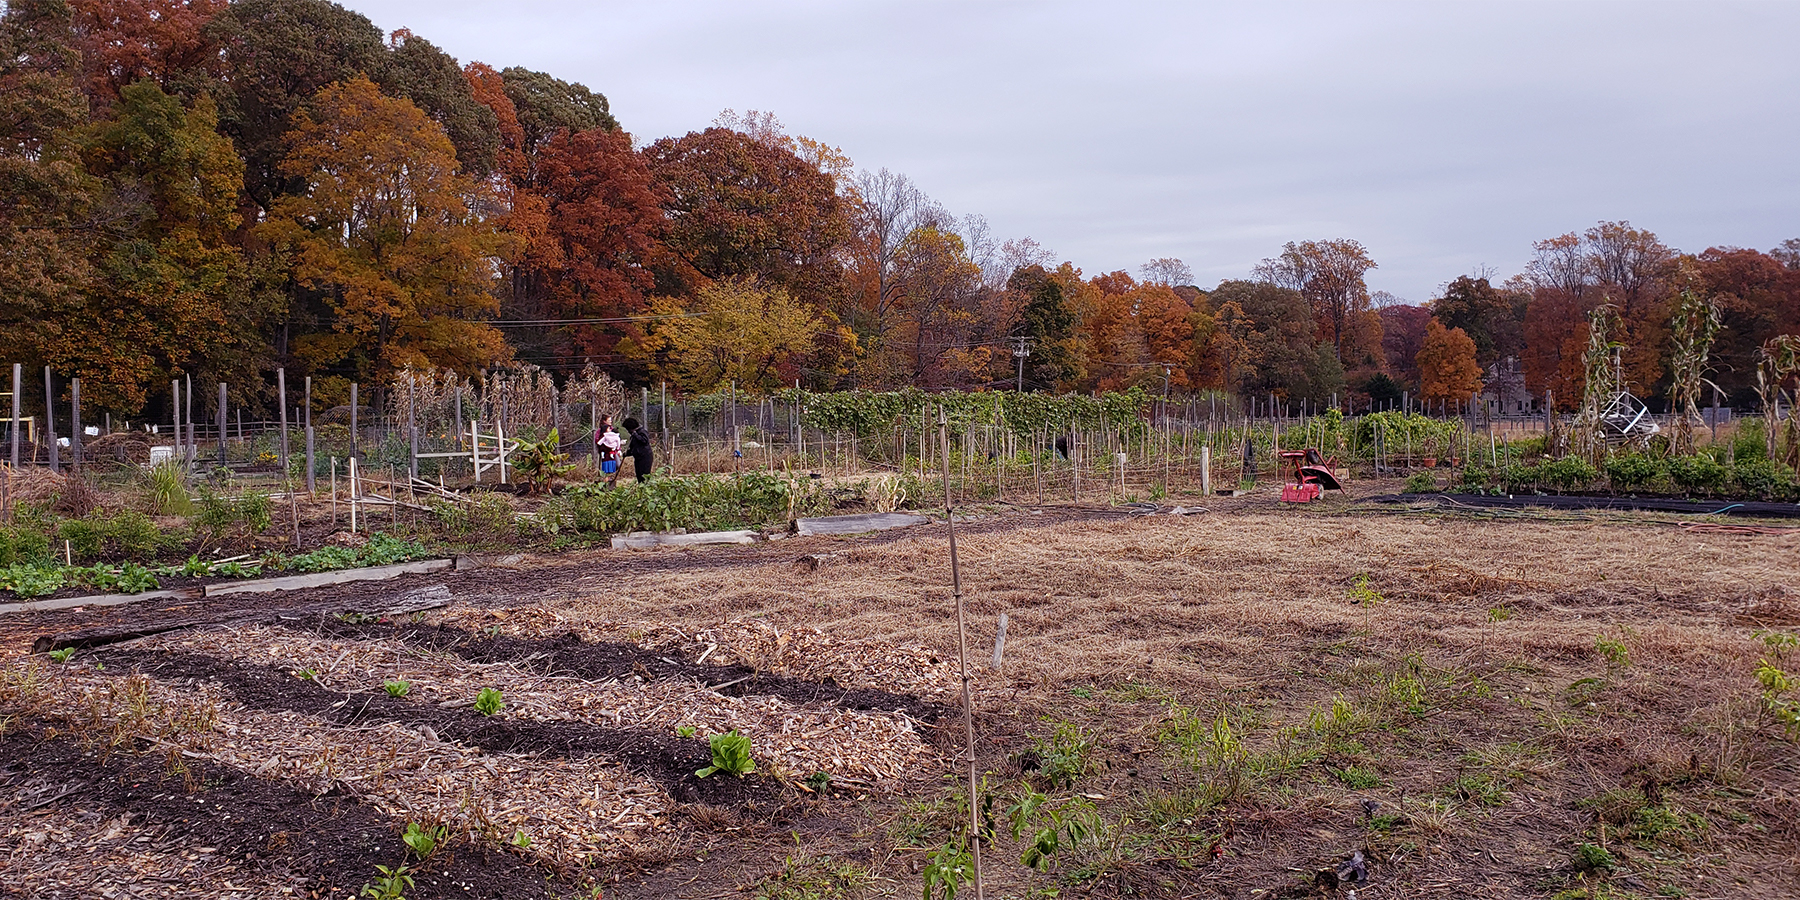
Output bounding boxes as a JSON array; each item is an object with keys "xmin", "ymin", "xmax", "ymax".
[{"xmin": 2, "ymin": 0, "xmax": 1796, "ymax": 425}]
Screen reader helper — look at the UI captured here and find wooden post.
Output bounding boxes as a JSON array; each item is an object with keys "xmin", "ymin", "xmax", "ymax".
[
  {"xmin": 185, "ymin": 374, "xmax": 195, "ymax": 468},
  {"xmin": 470, "ymin": 420, "xmax": 481, "ymax": 483},
  {"xmin": 453, "ymin": 384, "xmax": 464, "ymax": 448},
  {"xmin": 992, "ymin": 612, "xmax": 1009, "ymax": 670},
  {"xmin": 1201, "ymin": 444, "xmax": 1212, "ymax": 496},
  {"xmin": 304, "ymin": 376, "xmax": 315, "ymax": 493},
  {"xmin": 43, "ymin": 367, "xmax": 58, "ymax": 472},
  {"xmin": 497, "ymin": 420, "xmax": 507, "ymax": 484},
  {"xmin": 936, "ymin": 404, "xmax": 985, "ymax": 900},
  {"xmin": 348, "ymin": 456, "xmax": 358, "ymax": 533},
  {"xmin": 217, "ymin": 382, "xmax": 227, "ymax": 465},
  {"xmin": 277, "ymin": 368, "xmax": 289, "ymax": 469},
  {"xmin": 349, "ymin": 382, "xmax": 359, "ymax": 460},
  {"xmin": 407, "ymin": 373, "xmax": 418, "ymax": 480},
  {"xmin": 9, "ymin": 363, "xmax": 19, "ymax": 469},
  {"xmin": 330, "ymin": 457, "xmax": 338, "ymax": 527},
  {"xmin": 171, "ymin": 379, "xmax": 180, "ymax": 465},
  {"xmin": 70, "ymin": 378, "xmax": 83, "ymax": 470}
]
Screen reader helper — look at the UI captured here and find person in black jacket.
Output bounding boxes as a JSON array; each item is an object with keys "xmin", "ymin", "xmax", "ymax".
[{"xmin": 616, "ymin": 416, "xmax": 653, "ymax": 484}]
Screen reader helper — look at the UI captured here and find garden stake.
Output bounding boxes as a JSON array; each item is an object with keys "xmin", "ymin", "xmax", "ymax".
[{"xmin": 938, "ymin": 405, "xmax": 984, "ymax": 900}]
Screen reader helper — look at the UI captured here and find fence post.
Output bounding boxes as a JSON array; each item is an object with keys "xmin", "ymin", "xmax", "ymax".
[
  {"xmin": 407, "ymin": 372, "xmax": 417, "ymax": 481},
  {"xmin": 1200, "ymin": 444, "xmax": 1211, "ymax": 496},
  {"xmin": 217, "ymin": 382, "xmax": 228, "ymax": 465},
  {"xmin": 276, "ymin": 367, "xmax": 289, "ymax": 469},
  {"xmin": 171, "ymin": 379, "xmax": 180, "ymax": 467},
  {"xmin": 304, "ymin": 376, "xmax": 314, "ymax": 493},
  {"xmin": 70, "ymin": 377, "xmax": 83, "ymax": 470},
  {"xmin": 9, "ymin": 363, "xmax": 19, "ymax": 469},
  {"xmin": 349, "ymin": 382, "xmax": 359, "ymax": 460},
  {"xmin": 43, "ymin": 367, "xmax": 58, "ymax": 473},
  {"xmin": 184, "ymin": 373, "xmax": 195, "ymax": 468}
]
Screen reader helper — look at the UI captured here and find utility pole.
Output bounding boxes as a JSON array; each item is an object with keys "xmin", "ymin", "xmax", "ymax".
[{"xmin": 1012, "ymin": 336, "xmax": 1031, "ymax": 392}]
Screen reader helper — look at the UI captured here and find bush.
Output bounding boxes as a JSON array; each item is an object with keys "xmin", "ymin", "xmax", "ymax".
[
  {"xmin": 57, "ymin": 517, "xmax": 107, "ymax": 562},
  {"xmin": 1403, "ymin": 472, "xmax": 1438, "ymax": 493},
  {"xmin": 1537, "ymin": 456, "xmax": 1598, "ymax": 493},
  {"xmin": 1604, "ymin": 453, "xmax": 1665, "ymax": 492},
  {"xmin": 1730, "ymin": 458, "xmax": 1794, "ymax": 501},
  {"xmin": 1731, "ymin": 418, "xmax": 1769, "ymax": 462},
  {"xmin": 0, "ymin": 525, "xmax": 51, "ymax": 567},
  {"xmin": 110, "ymin": 510, "xmax": 161, "ymax": 558},
  {"xmin": 1668, "ymin": 454, "xmax": 1729, "ymax": 496},
  {"xmin": 565, "ymin": 472, "xmax": 825, "ymax": 535},
  {"xmin": 1501, "ymin": 462, "xmax": 1537, "ymax": 493},
  {"xmin": 1458, "ymin": 466, "xmax": 1489, "ymax": 488}
]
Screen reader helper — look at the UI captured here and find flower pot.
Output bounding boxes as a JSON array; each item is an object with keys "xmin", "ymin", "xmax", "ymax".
[{"xmin": 1421, "ymin": 457, "xmax": 1437, "ymax": 468}]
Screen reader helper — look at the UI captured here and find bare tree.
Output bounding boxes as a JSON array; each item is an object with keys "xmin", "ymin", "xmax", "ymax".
[
  {"xmin": 1524, "ymin": 232, "xmax": 1593, "ymax": 299},
  {"xmin": 1252, "ymin": 238, "xmax": 1376, "ymax": 362},
  {"xmin": 1139, "ymin": 257, "xmax": 1192, "ymax": 286}
]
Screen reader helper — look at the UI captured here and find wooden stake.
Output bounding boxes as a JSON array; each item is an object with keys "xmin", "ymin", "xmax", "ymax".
[
  {"xmin": 277, "ymin": 368, "xmax": 288, "ymax": 469},
  {"xmin": 9, "ymin": 363, "xmax": 19, "ymax": 469},
  {"xmin": 70, "ymin": 377, "xmax": 82, "ymax": 470},
  {"xmin": 992, "ymin": 612, "xmax": 1009, "ymax": 671},
  {"xmin": 43, "ymin": 367, "xmax": 58, "ymax": 472},
  {"xmin": 937, "ymin": 405, "xmax": 984, "ymax": 900}
]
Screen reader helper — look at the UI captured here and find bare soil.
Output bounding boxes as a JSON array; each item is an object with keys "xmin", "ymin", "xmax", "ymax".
[{"xmin": 3, "ymin": 484, "xmax": 1798, "ymax": 899}]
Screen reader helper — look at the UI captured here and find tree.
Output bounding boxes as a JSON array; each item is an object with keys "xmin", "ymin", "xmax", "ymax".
[
  {"xmin": 60, "ymin": 81, "xmax": 272, "ymax": 413},
  {"xmin": 1252, "ymin": 239, "xmax": 1379, "ymax": 365},
  {"xmin": 260, "ymin": 75, "xmax": 507, "ymax": 387},
  {"xmin": 1415, "ymin": 319, "xmax": 1483, "ymax": 405},
  {"xmin": 378, "ymin": 29, "xmax": 499, "ymax": 178},
  {"xmin": 1431, "ymin": 275, "xmax": 1528, "ymax": 367},
  {"xmin": 1139, "ymin": 257, "xmax": 1192, "ymax": 287},
  {"xmin": 1694, "ymin": 246, "xmax": 1800, "ymax": 404},
  {"xmin": 209, "ymin": 0, "xmax": 386, "ymax": 212},
  {"xmin": 1520, "ymin": 287, "xmax": 1595, "ymax": 410},
  {"xmin": 1379, "ymin": 304, "xmax": 1431, "ymax": 389},
  {"xmin": 500, "ymin": 65, "xmax": 617, "ymax": 162},
  {"xmin": 69, "ymin": 0, "xmax": 226, "ymax": 110},
  {"xmin": 1009, "ymin": 265, "xmax": 1076, "ymax": 391},
  {"xmin": 634, "ymin": 277, "xmax": 848, "ymax": 393},
  {"xmin": 0, "ymin": 0, "xmax": 99, "ymax": 368},
  {"xmin": 1205, "ymin": 280, "xmax": 1316, "ymax": 400},
  {"xmin": 1522, "ymin": 222, "xmax": 1676, "ymax": 395},
  {"xmin": 890, "ymin": 226, "xmax": 990, "ymax": 388},
  {"xmin": 643, "ymin": 126, "xmax": 849, "ymax": 308}
]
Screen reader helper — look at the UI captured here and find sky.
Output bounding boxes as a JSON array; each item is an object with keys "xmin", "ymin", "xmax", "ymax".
[{"xmin": 342, "ymin": 0, "xmax": 1800, "ymax": 303}]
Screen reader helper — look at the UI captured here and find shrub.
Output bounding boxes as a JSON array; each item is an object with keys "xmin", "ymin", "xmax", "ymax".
[
  {"xmin": 1604, "ymin": 453, "xmax": 1665, "ymax": 492},
  {"xmin": 1458, "ymin": 466, "xmax": 1489, "ymax": 488},
  {"xmin": 143, "ymin": 461, "xmax": 192, "ymax": 516},
  {"xmin": 1501, "ymin": 462, "xmax": 1537, "ymax": 493},
  {"xmin": 1403, "ymin": 472, "xmax": 1438, "ymax": 494},
  {"xmin": 1537, "ymin": 456, "xmax": 1598, "ymax": 493},
  {"xmin": 110, "ymin": 511, "xmax": 161, "ymax": 559},
  {"xmin": 1730, "ymin": 458, "xmax": 1794, "ymax": 501},
  {"xmin": 1667, "ymin": 454, "xmax": 1729, "ymax": 496},
  {"xmin": 1731, "ymin": 418, "xmax": 1768, "ymax": 462},
  {"xmin": 57, "ymin": 517, "xmax": 108, "ymax": 562},
  {"xmin": 0, "ymin": 526, "xmax": 50, "ymax": 567}
]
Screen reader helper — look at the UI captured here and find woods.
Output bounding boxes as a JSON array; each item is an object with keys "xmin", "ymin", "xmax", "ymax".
[{"xmin": 1, "ymin": 0, "xmax": 1797, "ymax": 427}]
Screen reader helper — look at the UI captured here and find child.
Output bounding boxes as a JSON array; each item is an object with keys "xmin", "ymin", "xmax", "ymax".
[{"xmin": 595, "ymin": 415, "xmax": 622, "ymax": 481}]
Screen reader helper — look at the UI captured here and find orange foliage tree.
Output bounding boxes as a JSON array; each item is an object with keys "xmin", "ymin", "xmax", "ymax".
[{"xmin": 1416, "ymin": 319, "xmax": 1484, "ymax": 405}]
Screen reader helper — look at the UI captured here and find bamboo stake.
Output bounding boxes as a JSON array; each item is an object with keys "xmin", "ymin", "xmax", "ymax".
[{"xmin": 938, "ymin": 405, "xmax": 984, "ymax": 900}]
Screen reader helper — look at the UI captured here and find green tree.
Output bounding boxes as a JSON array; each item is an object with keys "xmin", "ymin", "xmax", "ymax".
[
  {"xmin": 499, "ymin": 65, "xmax": 618, "ymax": 163},
  {"xmin": 635, "ymin": 277, "xmax": 848, "ymax": 393},
  {"xmin": 1431, "ymin": 274, "xmax": 1528, "ymax": 367},
  {"xmin": 378, "ymin": 29, "xmax": 499, "ymax": 178},
  {"xmin": 261, "ymin": 75, "xmax": 507, "ymax": 387},
  {"xmin": 1009, "ymin": 265, "xmax": 1076, "ymax": 391}
]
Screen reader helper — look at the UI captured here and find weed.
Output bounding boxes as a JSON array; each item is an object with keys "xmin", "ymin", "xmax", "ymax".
[
  {"xmin": 754, "ymin": 853, "xmax": 870, "ymax": 900},
  {"xmin": 696, "ymin": 730, "xmax": 756, "ymax": 778},
  {"xmin": 1346, "ymin": 573, "xmax": 1384, "ymax": 606},
  {"xmin": 1307, "ymin": 694, "xmax": 1371, "ymax": 751},
  {"xmin": 1067, "ymin": 685, "xmax": 1093, "ymax": 699},
  {"xmin": 360, "ymin": 863, "xmax": 414, "ymax": 900},
  {"xmin": 0, "ymin": 563, "xmax": 65, "ymax": 597},
  {"xmin": 294, "ymin": 668, "xmax": 317, "ymax": 682},
  {"xmin": 1566, "ymin": 677, "xmax": 1608, "ymax": 707},
  {"xmin": 383, "ymin": 680, "xmax": 410, "ymax": 698},
  {"xmin": 1594, "ymin": 634, "xmax": 1630, "ymax": 668},
  {"xmin": 1330, "ymin": 766, "xmax": 1382, "ymax": 789},
  {"xmin": 1572, "ymin": 842, "xmax": 1615, "ymax": 873},
  {"xmin": 401, "ymin": 821, "xmax": 446, "ymax": 858},
  {"xmin": 143, "ymin": 462, "xmax": 193, "ymax": 516},
  {"xmin": 803, "ymin": 771, "xmax": 832, "ymax": 793},
  {"xmin": 676, "ymin": 725, "xmax": 697, "ymax": 738},
  {"xmin": 474, "ymin": 688, "xmax": 504, "ymax": 716},
  {"xmin": 922, "ymin": 841, "xmax": 973, "ymax": 900},
  {"xmin": 1028, "ymin": 721, "xmax": 1095, "ymax": 788},
  {"xmin": 1445, "ymin": 772, "xmax": 1506, "ymax": 806},
  {"xmin": 1403, "ymin": 471, "xmax": 1437, "ymax": 493},
  {"xmin": 1757, "ymin": 629, "xmax": 1798, "ymax": 658},
  {"xmin": 48, "ymin": 648, "xmax": 74, "ymax": 663},
  {"xmin": 1487, "ymin": 605, "xmax": 1513, "ymax": 623},
  {"xmin": 509, "ymin": 829, "xmax": 531, "ymax": 851}
]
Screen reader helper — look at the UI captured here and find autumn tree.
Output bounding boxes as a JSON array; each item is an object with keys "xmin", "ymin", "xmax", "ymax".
[
  {"xmin": 0, "ymin": 0, "xmax": 98, "ymax": 369},
  {"xmin": 1139, "ymin": 257, "xmax": 1192, "ymax": 287},
  {"xmin": 634, "ymin": 277, "xmax": 848, "ymax": 393},
  {"xmin": 842, "ymin": 167, "xmax": 949, "ymax": 359},
  {"xmin": 1008, "ymin": 265, "xmax": 1077, "ymax": 391},
  {"xmin": 377, "ymin": 29, "xmax": 499, "ymax": 178},
  {"xmin": 58, "ymin": 81, "xmax": 274, "ymax": 413},
  {"xmin": 69, "ymin": 0, "xmax": 225, "ymax": 111},
  {"xmin": 1205, "ymin": 280, "xmax": 1317, "ymax": 400},
  {"xmin": 1378, "ymin": 304, "xmax": 1431, "ymax": 389},
  {"xmin": 1522, "ymin": 222, "xmax": 1676, "ymax": 395},
  {"xmin": 1431, "ymin": 275, "xmax": 1528, "ymax": 367},
  {"xmin": 500, "ymin": 65, "xmax": 617, "ymax": 164},
  {"xmin": 888, "ymin": 226, "xmax": 992, "ymax": 388},
  {"xmin": 642, "ymin": 127, "xmax": 849, "ymax": 308},
  {"xmin": 261, "ymin": 75, "xmax": 507, "ymax": 389},
  {"xmin": 1252, "ymin": 239, "xmax": 1381, "ymax": 368},
  {"xmin": 1694, "ymin": 246, "xmax": 1800, "ymax": 404},
  {"xmin": 1415, "ymin": 319, "xmax": 1483, "ymax": 405}
]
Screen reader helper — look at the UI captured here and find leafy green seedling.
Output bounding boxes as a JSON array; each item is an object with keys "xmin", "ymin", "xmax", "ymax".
[
  {"xmin": 474, "ymin": 687, "xmax": 504, "ymax": 716},
  {"xmin": 510, "ymin": 829, "xmax": 531, "ymax": 850},
  {"xmin": 1347, "ymin": 573, "xmax": 1384, "ymax": 605},
  {"xmin": 360, "ymin": 863, "xmax": 414, "ymax": 900},
  {"xmin": 383, "ymin": 680, "xmax": 411, "ymax": 698},
  {"xmin": 295, "ymin": 668, "xmax": 317, "ymax": 682},
  {"xmin": 401, "ymin": 821, "xmax": 446, "ymax": 858},
  {"xmin": 48, "ymin": 648, "xmax": 74, "ymax": 663},
  {"xmin": 675, "ymin": 725, "xmax": 696, "ymax": 738},
  {"xmin": 695, "ymin": 729, "xmax": 756, "ymax": 778},
  {"xmin": 804, "ymin": 771, "xmax": 833, "ymax": 793}
]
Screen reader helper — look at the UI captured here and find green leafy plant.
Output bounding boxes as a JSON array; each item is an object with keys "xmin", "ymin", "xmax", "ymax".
[
  {"xmin": 922, "ymin": 840, "xmax": 973, "ymax": 900},
  {"xmin": 1538, "ymin": 456, "xmax": 1598, "ymax": 493},
  {"xmin": 512, "ymin": 428, "xmax": 574, "ymax": 495},
  {"xmin": 1595, "ymin": 634, "xmax": 1630, "ymax": 668},
  {"xmin": 143, "ymin": 461, "xmax": 193, "ymax": 516},
  {"xmin": 509, "ymin": 829, "xmax": 531, "ymax": 850},
  {"xmin": 360, "ymin": 863, "xmax": 414, "ymax": 900},
  {"xmin": 0, "ymin": 525, "xmax": 51, "ymax": 567},
  {"xmin": 474, "ymin": 687, "xmax": 505, "ymax": 716},
  {"xmin": 401, "ymin": 821, "xmax": 446, "ymax": 858},
  {"xmin": 1403, "ymin": 471, "xmax": 1438, "ymax": 493},
  {"xmin": 803, "ymin": 771, "xmax": 833, "ymax": 793},
  {"xmin": 1572, "ymin": 842, "xmax": 1616, "ymax": 873},
  {"xmin": 696, "ymin": 729, "xmax": 757, "ymax": 778},
  {"xmin": 1028, "ymin": 720, "xmax": 1094, "ymax": 789},
  {"xmin": 295, "ymin": 668, "xmax": 317, "ymax": 682},
  {"xmin": 1347, "ymin": 573, "xmax": 1384, "ymax": 605},
  {"xmin": 48, "ymin": 648, "xmax": 74, "ymax": 663},
  {"xmin": 1604, "ymin": 453, "xmax": 1665, "ymax": 492},
  {"xmin": 675, "ymin": 725, "xmax": 696, "ymax": 738},
  {"xmin": 0, "ymin": 564, "xmax": 66, "ymax": 598},
  {"xmin": 1667, "ymin": 454, "xmax": 1729, "ymax": 496},
  {"xmin": 383, "ymin": 680, "xmax": 411, "ymax": 698}
]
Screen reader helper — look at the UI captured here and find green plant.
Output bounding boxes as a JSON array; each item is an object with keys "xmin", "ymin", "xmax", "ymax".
[
  {"xmin": 401, "ymin": 821, "xmax": 446, "ymax": 858},
  {"xmin": 696, "ymin": 729, "xmax": 757, "ymax": 778},
  {"xmin": 511, "ymin": 428, "xmax": 574, "ymax": 495},
  {"xmin": 383, "ymin": 680, "xmax": 411, "ymax": 698},
  {"xmin": 48, "ymin": 648, "xmax": 74, "ymax": 663},
  {"xmin": 0, "ymin": 564, "xmax": 66, "ymax": 597},
  {"xmin": 1331, "ymin": 766, "xmax": 1382, "ymax": 789},
  {"xmin": 1538, "ymin": 456, "xmax": 1598, "ymax": 493},
  {"xmin": 144, "ymin": 461, "xmax": 193, "ymax": 516},
  {"xmin": 509, "ymin": 829, "xmax": 531, "ymax": 850},
  {"xmin": 57, "ymin": 518, "xmax": 106, "ymax": 561},
  {"xmin": 1007, "ymin": 789, "xmax": 1103, "ymax": 872},
  {"xmin": 0, "ymin": 525, "xmax": 51, "ymax": 567},
  {"xmin": 295, "ymin": 668, "xmax": 317, "ymax": 682},
  {"xmin": 675, "ymin": 725, "xmax": 696, "ymax": 738},
  {"xmin": 1029, "ymin": 721, "xmax": 1094, "ymax": 788},
  {"xmin": 1667, "ymin": 454, "xmax": 1729, "ymax": 496},
  {"xmin": 1572, "ymin": 842, "xmax": 1616, "ymax": 873},
  {"xmin": 1403, "ymin": 471, "xmax": 1437, "ymax": 493},
  {"xmin": 922, "ymin": 840, "xmax": 973, "ymax": 900},
  {"xmin": 1346, "ymin": 573, "xmax": 1384, "ymax": 606},
  {"xmin": 474, "ymin": 687, "xmax": 504, "ymax": 716},
  {"xmin": 360, "ymin": 863, "xmax": 414, "ymax": 900},
  {"xmin": 754, "ymin": 854, "xmax": 870, "ymax": 900},
  {"xmin": 803, "ymin": 771, "xmax": 833, "ymax": 793},
  {"xmin": 1604, "ymin": 453, "xmax": 1665, "ymax": 492},
  {"xmin": 1595, "ymin": 634, "xmax": 1630, "ymax": 668},
  {"xmin": 1730, "ymin": 458, "xmax": 1794, "ymax": 500}
]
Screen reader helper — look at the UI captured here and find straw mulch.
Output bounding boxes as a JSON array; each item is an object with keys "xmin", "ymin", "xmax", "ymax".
[{"xmin": 147, "ymin": 624, "xmax": 939, "ymax": 788}]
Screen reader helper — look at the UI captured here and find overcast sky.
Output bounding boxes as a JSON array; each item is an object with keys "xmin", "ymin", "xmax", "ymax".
[{"xmin": 344, "ymin": 0, "xmax": 1799, "ymax": 303}]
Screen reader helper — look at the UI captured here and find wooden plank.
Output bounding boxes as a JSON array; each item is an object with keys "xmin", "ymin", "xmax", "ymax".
[
  {"xmin": 794, "ymin": 512, "xmax": 929, "ymax": 537},
  {"xmin": 610, "ymin": 530, "xmax": 760, "ymax": 550},
  {"xmin": 0, "ymin": 588, "xmax": 192, "ymax": 616},
  {"xmin": 202, "ymin": 558, "xmax": 453, "ymax": 597}
]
